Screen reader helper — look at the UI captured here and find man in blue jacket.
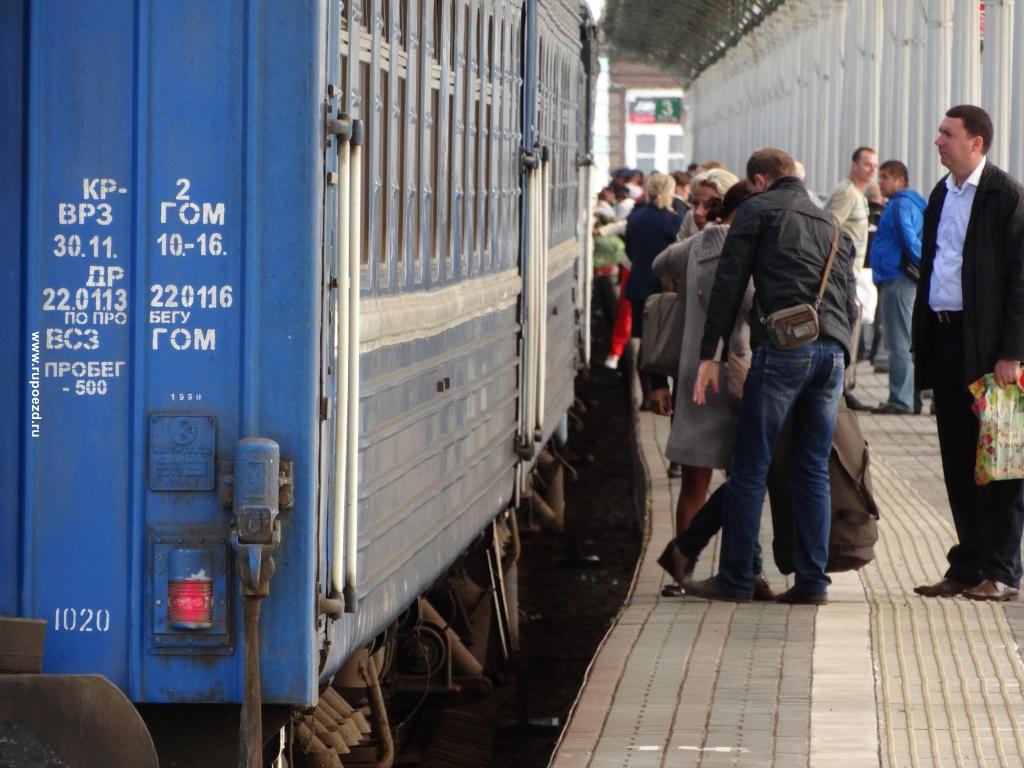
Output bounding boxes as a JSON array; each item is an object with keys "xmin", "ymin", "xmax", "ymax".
[{"xmin": 870, "ymin": 160, "xmax": 927, "ymax": 414}]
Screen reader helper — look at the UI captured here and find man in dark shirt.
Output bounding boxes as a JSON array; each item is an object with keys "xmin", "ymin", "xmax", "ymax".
[{"xmin": 687, "ymin": 148, "xmax": 857, "ymax": 604}]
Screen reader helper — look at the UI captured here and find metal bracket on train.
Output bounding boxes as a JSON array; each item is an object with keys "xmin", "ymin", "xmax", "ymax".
[
  {"xmin": 520, "ymin": 147, "xmax": 540, "ymax": 170},
  {"xmin": 576, "ymin": 152, "xmax": 594, "ymax": 167},
  {"xmin": 326, "ymin": 112, "xmax": 365, "ymax": 148},
  {"xmin": 218, "ymin": 460, "xmax": 294, "ymax": 512},
  {"xmin": 514, "ymin": 435, "xmax": 536, "ymax": 460},
  {"xmin": 219, "ymin": 442, "xmax": 293, "ymax": 597},
  {"xmin": 326, "ymin": 111, "xmax": 352, "ymax": 141},
  {"xmin": 327, "ymin": 112, "xmax": 364, "ymax": 146}
]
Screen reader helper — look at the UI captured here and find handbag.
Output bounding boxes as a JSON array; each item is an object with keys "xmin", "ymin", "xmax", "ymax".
[
  {"xmin": 639, "ymin": 279, "xmax": 684, "ymax": 377},
  {"xmin": 969, "ymin": 373, "xmax": 1024, "ymax": 485},
  {"xmin": 724, "ymin": 351, "xmax": 750, "ymax": 405},
  {"xmin": 757, "ymin": 225, "xmax": 841, "ymax": 350}
]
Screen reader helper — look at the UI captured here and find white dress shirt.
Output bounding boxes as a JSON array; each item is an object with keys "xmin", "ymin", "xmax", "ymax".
[{"xmin": 929, "ymin": 156, "xmax": 986, "ymax": 311}]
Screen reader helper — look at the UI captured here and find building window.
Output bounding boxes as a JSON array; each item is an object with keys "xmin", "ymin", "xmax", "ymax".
[
  {"xmin": 635, "ymin": 133, "xmax": 656, "ymax": 172},
  {"xmin": 668, "ymin": 134, "xmax": 686, "ymax": 169}
]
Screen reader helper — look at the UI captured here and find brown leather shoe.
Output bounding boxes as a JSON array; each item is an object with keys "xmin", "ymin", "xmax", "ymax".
[
  {"xmin": 962, "ymin": 580, "xmax": 1020, "ymax": 601},
  {"xmin": 913, "ymin": 578, "xmax": 971, "ymax": 597},
  {"xmin": 685, "ymin": 577, "xmax": 752, "ymax": 603},
  {"xmin": 753, "ymin": 573, "xmax": 777, "ymax": 601}
]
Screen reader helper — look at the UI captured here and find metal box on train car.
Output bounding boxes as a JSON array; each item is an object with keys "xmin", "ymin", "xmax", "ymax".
[{"xmin": 0, "ymin": 0, "xmax": 329, "ymax": 707}]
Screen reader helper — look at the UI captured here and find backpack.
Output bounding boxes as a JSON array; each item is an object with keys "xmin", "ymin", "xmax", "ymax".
[{"xmin": 767, "ymin": 406, "xmax": 879, "ymax": 574}]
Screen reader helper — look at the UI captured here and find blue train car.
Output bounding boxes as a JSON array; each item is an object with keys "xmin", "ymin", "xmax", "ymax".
[{"xmin": 0, "ymin": 0, "xmax": 595, "ymax": 764}]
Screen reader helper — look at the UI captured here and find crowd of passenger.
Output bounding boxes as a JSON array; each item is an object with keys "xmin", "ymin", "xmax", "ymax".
[{"xmin": 592, "ymin": 104, "xmax": 1024, "ymax": 605}]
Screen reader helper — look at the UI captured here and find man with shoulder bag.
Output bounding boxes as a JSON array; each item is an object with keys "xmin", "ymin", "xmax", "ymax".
[
  {"xmin": 686, "ymin": 148, "xmax": 858, "ymax": 605},
  {"xmin": 869, "ymin": 160, "xmax": 926, "ymax": 415}
]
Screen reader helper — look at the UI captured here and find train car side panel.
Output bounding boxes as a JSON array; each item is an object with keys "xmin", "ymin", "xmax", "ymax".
[
  {"xmin": 0, "ymin": 0, "xmax": 27, "ymax": 618},
  {"xmin": 11, "ymin": 0, "xmax": 326, "ymax": 706}
]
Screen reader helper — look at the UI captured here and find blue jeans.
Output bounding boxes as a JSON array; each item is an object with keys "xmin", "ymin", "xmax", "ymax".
[
  {"xmin": 878, "ymin": 276, "xmax": 920, "ymax": 412},
  {"xmin": 717, "ymin": 339, "xmax": 845, "ymax": 595},
  {"xmin": 673, "ymin": 483, "xmax": 763, "ymax": 574}
]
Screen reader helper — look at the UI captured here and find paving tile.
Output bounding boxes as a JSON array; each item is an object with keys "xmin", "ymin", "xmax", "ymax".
[{"xmin": 551, "ymin": 365, "xmax": 1024, "ymax": 768}]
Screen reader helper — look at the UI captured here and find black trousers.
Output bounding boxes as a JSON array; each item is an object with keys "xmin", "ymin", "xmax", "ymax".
[{"xmin": 931, "ymin": 313, "xmax": 1024, "ymax": 587}]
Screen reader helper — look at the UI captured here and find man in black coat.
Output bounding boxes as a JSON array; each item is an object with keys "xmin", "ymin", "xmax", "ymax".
[{"xmin": 912, "ymin": 105, "xmax": 1024, "ymax": 601}]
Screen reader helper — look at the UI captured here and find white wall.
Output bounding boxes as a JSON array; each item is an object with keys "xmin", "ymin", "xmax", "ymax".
[{"xmin": 688, "ymin": 0, "xmax": 1024, "ymax": 196}]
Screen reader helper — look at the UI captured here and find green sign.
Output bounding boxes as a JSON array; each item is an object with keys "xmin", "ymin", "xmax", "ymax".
[{"xmin": 628, "ymin": 96, "xmax": 683, "ymax": 124}]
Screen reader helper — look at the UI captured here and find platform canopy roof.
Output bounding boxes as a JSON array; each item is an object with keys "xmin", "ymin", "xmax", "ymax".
[{"xmin": 599, "ymin": 0, "xmax": 786, "ymax": 85}]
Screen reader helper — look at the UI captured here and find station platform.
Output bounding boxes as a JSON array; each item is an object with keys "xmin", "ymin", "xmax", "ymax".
[{"xmin": 550, "ymin": 365, "xmax": 1024, "ymax": 768}]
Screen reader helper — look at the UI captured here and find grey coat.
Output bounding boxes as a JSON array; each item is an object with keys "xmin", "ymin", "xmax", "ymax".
[{"xmin": 653, "ymin": 224, "xmax": 753, "ymax": 469}]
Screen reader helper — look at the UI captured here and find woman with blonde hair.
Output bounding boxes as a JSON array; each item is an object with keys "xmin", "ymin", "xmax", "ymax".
[{"xmin": 623, "ymin": 172, "xmax": 684, "ymax": 350}]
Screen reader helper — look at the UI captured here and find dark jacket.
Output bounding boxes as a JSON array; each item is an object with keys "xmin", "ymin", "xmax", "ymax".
[
  {"xmin": 700, "ymin": 177, "xmax": 858, "ymax": 361},
  {"xmin": 911, "ymin": 162, "xmax": 1024, "ymax": 389},
  {"xmin": 623, "ymin": 203, "xmax": 684, "ymax": 304}
]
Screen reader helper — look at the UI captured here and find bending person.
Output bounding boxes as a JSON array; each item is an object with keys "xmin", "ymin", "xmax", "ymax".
[{"xmin": 649, "ymin": 178, "xmax": 776, "ymax": 601}]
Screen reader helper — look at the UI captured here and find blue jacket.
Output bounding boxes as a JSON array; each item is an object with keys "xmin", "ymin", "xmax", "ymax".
[
  {"xmin": 623, "ymin": 204, "xmax": 684, "ymax": 303},
  {"xmin": 871, "ymin": 189, "xmax": 926, "ymax": 284}
]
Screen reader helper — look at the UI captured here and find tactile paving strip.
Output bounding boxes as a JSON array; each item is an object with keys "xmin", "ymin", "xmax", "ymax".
[
  {"xmin": 862, "ymin": 460, "xmax": 1024, "ymax": 768},
  {"xmin": 552, "ymin": 369, "xmax": 1024, "ymax": 768}
]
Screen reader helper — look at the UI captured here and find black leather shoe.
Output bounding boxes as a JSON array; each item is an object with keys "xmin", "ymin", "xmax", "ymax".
[
  {"xmin": 775, "ymin": 586, "xmax": 828, "ymax": 605},
  {"xmin": 660, "ymin": 584, "xmax": 686, "ymax": 598},
  {"xmin": 656, "ymin": 542, "xmax": 694, "ymax": 585},
  {"xmin": 913, "ymin": 577, "xmax": 972, "ymax": 597},
  {"xmin": 872, "ymin": 402, "xmax": 912, "ymax": 415},
  {"xmin": 685, "ymin": 577, "xmax": 752, "ymax": 603},
  {"xmin": 844, "ymin": 393, "xmax": 871, "ymax": 411}
]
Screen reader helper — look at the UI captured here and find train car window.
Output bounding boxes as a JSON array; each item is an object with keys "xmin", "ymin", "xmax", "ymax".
[
  {"xmin": 430, "ymin": 0, "xmax": 450, "ymax": 286},
  {"xmin": 430, "ymin": 86, "xmax": 441, "ymax": 283},
  {"xmin": 379, "ymin": 70, "xmax": 391, "ymax": 286},
  {"xmin": 402, "ymin": 0, "xmax": 420, "ymax": 288},
  {"xmin": 478, "ymin": 8, "xmax": 490, "ymax": 274},
  {"xmin": 449, "ymin": 0, "xmax": 465, "ymax": 282},
  {"xmin": 419, "ymin": 0, "xmax": 434, "ymax": 285},
  {"xmin": 463, "ymin": 3, "xmax": 477, "ymax": 279},
  {"xmin": 359, "ymin": 31, "xmax": 372, "ymax": 285},
  {"xmin": 509, "ymin": 17, "xmax": 521, "ymax": 272},
  {"xmin": 395, "ymin": 74, "xmax": 406, "ymax": 288},
  {"xmin": 445, "ymin": 75, "xmax": 455, "ymax": 282},
  {"xmin": 489, "ymin": 9, "xmax": 500, "ymax": 273},
  {"xmin": 438, "ymin": 0, "xmax": 453, "ymax": 284},
  {"xmin": 366, "ymin": 0, "xmax": 384, "ymax": 290},
  {"xmin": 382, "ymin": 0, "xmax": 401, "ymax": 291}
]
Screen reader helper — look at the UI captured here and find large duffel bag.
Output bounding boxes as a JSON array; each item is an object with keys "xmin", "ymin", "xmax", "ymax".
[{"xmin": 767, "ymin": 405, "xmax": 880, "ymax": 574}]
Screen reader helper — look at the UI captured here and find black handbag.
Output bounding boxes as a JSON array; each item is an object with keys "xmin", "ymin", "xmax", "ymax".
[{"xmin": 892, "ymin": 198, "xmax": 920, "ymax": 282}]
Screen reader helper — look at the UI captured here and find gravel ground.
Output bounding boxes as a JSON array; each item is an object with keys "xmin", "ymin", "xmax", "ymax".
[{"xmin": 494, "ymin": 278, "xmax": 643, "ymax": 767}]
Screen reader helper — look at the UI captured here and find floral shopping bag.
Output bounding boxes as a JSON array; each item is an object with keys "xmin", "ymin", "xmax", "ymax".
[{"xmin": 969, "ymin": 373, "xmax": 1024, "ymax": 485}]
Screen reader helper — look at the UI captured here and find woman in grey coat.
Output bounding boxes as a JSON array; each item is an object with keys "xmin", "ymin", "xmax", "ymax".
[{"xmin": 649, "ymin": 177, "xmax": 775, "ymax": 599}]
